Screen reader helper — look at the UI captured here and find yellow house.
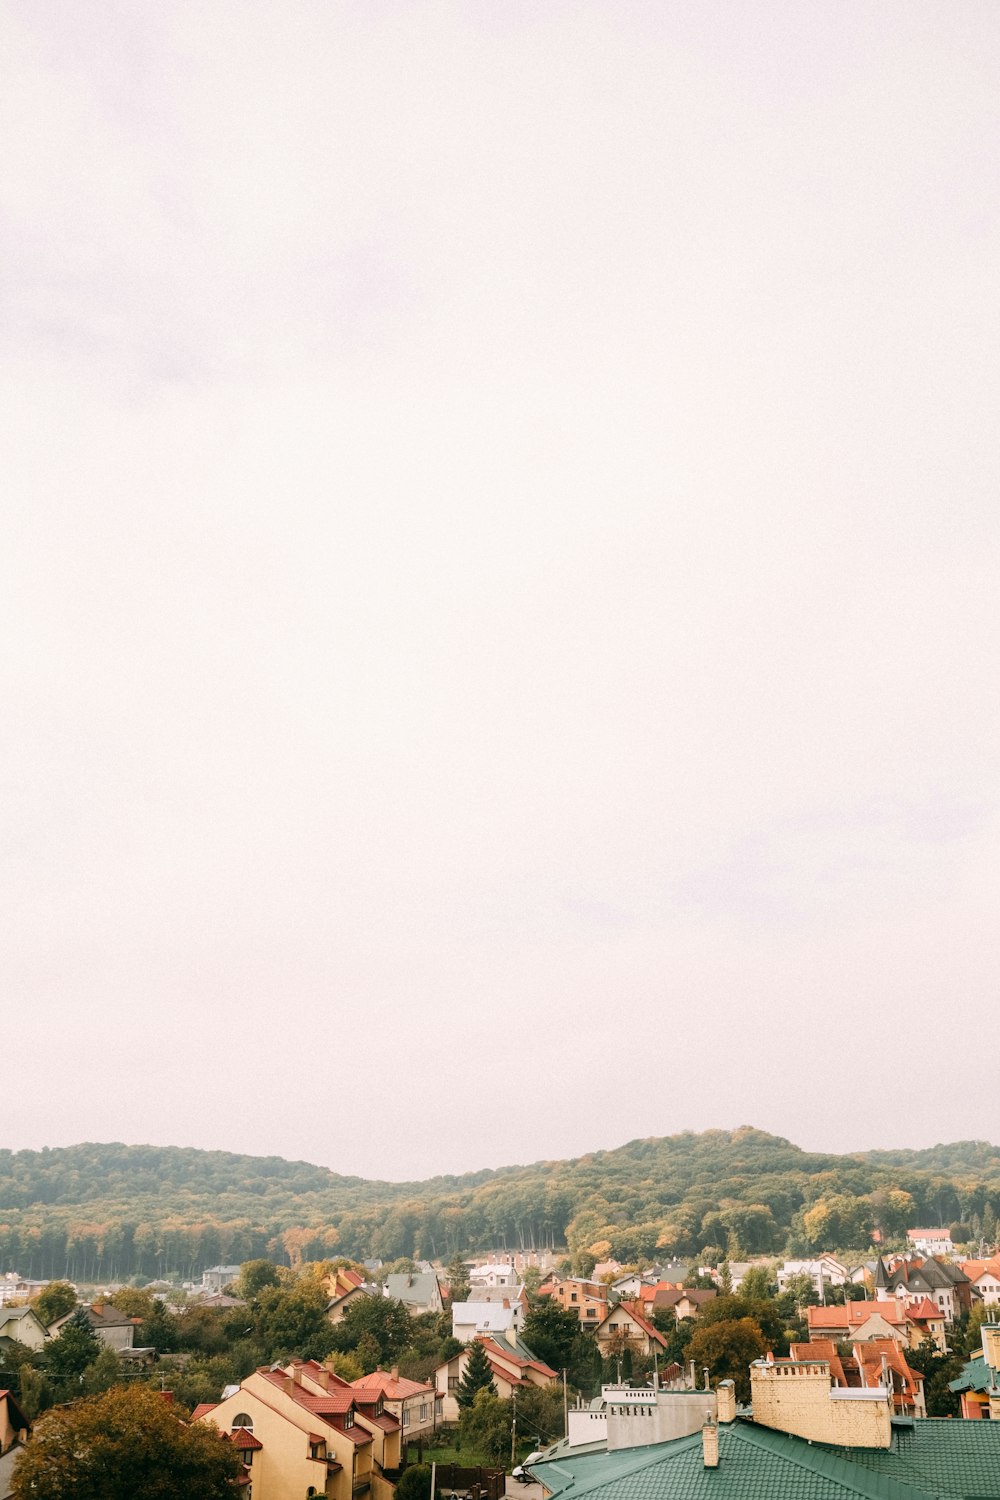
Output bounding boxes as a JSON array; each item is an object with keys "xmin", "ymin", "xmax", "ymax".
[{"xmin": 195, "ymin": 1359, "xmax": 400, "ymax": 1500}]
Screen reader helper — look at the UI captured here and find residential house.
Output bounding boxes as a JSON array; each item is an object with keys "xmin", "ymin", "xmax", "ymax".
[
  {"xmin": 435, "ymin": 1331, "xmax": 557, "ymax": 1425},
  {"xmin": 383, "ymin": 1273, "xmax": 444, "ymax": 1317},
  {"xmin": 790, "ymin": 1340, "xmax": 925, "ymax": 1418},
  {"xmin": 0, "ymin": 1306, "xmax": 48, "ymax": 1352},
  {"xmin": 907, "ymin": 1229, "xmax": 954, "ymax": 1256},
  {"xmin": 960, "ymin": 1256, "xmax": 1000, "ymax": 1308},
  {"xmin": 200, "ymin": 1265, "xmax": 243, "ymax": 1294},
  {"xmin": 0, "ymin": 1388, "xmax": 30, "ymax": 1500},
  {"xmin": 639, "ymin": 1286, "xmax": 716, "ymax": 1322},
  {"xmin": 468, "ymin": 1262, "xmax": 521, "ymax": 1289},
  {"xmin": 593, "ymin": 1302, "xmax": 668, "ymax": 1359},
  {"xmin": 538, "ymin": 1278, "xmax": 608, "ymax": 1333},
  {"xmin": 351, "ymin": 1369, "xmax": 437, "ymax": 1445},
  {"xmin": 948, "ymin": 1320, "xmax": 1000, "ymax": 1420},
  {"xmin": 48, "ymin": 1302, "xmax": 140, "ymax": 1352},
  {"xmin": 452, "ymin": 1299, "xmax": 522, "ymax": 1342},
  {"xmin": 0, "ymin": 1275, "xmax": 52, "ymax": 1308},
  {"xmin": 874, "ymin": 1254, "xmax": 971, "ymax": 1325},
  {"xmin": 195, "ymin": 1357, "xmax": 401, "ymax": 1500},
  {"xmin": 562, "ymin": 1381, "xmax": 724, "ymax": 1454},
  {"xmin": 806, "ymin": 1298, "xmax": 946, "ymax": 1354},
  {"xmin": 325, "ymin": 1268, "xmax": 379, "ymax": 1324},
  {"xmin": 777, "ymin": 1257, "xmax": 851, "ymax": 1295},
  {"xmin": 529, "ymin": 1355, "xmax": 1000, "ymax": 1500}
]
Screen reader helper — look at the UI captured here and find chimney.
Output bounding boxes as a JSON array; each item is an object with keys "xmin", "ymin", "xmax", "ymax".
[
  {"xmin": 702, "ymin": 1417, "xmax": 719, "ymax": 1468},
  {"xmin": 503, "ymin": 1298, "xmax": 510, "ymax": 1309},
  {"xmin": 391, "ymin": 1367, "xmax": 399, "ymax": 1381},
  {"xmin": 716, "ymin": 1381, "xmax": 736, "ymax": 1424},
  {"xmin": 688, "ymin": 1359, "xmax": 696, "ymax": 1389}
]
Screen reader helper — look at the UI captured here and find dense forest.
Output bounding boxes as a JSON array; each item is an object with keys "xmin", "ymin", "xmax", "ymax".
[{"xmin": 2, "ymin": 1129, "xmax": 999, "ymax": 1283}]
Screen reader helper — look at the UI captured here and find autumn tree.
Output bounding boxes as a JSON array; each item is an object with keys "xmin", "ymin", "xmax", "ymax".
[
  {"xmin": 10, "ymin": 1383, "xmax": 244, "ymax": 1500},
  {"xmin": 31, "ymin": 1282, "xmax": 78, "ymax": 1326},
  {"xmin": 686, "ymin": 1317, "xmax": 767, "ymax": 1404}
]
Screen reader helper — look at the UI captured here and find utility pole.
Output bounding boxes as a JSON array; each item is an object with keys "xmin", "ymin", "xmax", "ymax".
[
  {"xmin": 511, "ymin": 1387, "xmax": 517, "ymax": 1467},
  {"xmin": 562, "ymin": 1367, "xmax": 568, "ymax": 1434}
]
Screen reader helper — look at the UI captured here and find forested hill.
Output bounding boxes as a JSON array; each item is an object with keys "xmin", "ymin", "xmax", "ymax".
[{"xmin": 1, "ymin": 1130, "xmax": 999, "ymax": 1285}]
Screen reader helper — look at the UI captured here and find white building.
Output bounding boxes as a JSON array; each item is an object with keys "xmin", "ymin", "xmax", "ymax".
[{"xmin": 452, "ymin": 1298, "xmax": 522, "ymax": 1342}]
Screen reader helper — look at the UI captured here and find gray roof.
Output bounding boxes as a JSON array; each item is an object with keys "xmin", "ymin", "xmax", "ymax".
[{"xmin": 385, "ymin": 1272, "xmax": 440, "ymax": 1306}]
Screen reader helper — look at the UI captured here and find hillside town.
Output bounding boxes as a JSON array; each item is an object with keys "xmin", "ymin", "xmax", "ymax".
[{"xmin": 2, "ymin": 1231, "xmax": 1000, "ymax": 1498}]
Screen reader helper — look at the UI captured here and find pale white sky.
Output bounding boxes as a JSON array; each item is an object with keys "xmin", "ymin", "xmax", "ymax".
[{"xmin": 2, "ymin": 1, "xmax": 998, "ymax": 1181}]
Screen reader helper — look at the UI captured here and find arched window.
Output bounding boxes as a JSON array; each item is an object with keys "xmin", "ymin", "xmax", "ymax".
[{"xmin": 231, "ymin": 1413, "xmax": 254, "ymax": 1431}]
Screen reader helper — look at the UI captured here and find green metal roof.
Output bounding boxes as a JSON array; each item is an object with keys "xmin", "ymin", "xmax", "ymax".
[
  {"xmin": 819, "ymin": 1416, "xmax": 1000, "ymax": 1498},
  {"xmin": 949, "ymin": 1354, "xmax": 993, "ymax": 1395},
  {"xmin": 531, "ymin": 1419, "xmax": 1000, "ymax": 1500}
]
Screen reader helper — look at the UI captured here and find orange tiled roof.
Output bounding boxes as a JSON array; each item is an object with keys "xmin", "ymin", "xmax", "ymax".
[
  {"xmin": 790, "ymin": 1340, "xmax": 847, "ymax": 1387},
  {"xmin": 905, "ymin": 1297, "xmax": 942, "ymax": 1321},
  {"xmin": 351, "ymin": 1369, "xmax": 434, "ymax": 1400}
]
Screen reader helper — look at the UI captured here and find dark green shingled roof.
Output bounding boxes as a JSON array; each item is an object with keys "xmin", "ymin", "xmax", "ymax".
[
  {"xmin": 532, "ymin": 1420, "xmax": 1000, "ymax": 1500},
  {"xmin": 819, "ymin": 1417, "xmax": 1000, "ymax": 1499},
  {"xmin": 949, "ymin": 1354, "xmax": 994, "ymax": 1395}
]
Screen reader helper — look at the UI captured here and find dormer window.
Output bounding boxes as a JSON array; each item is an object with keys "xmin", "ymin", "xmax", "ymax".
[{"xmin": 344, "ymin": 1409, "xmax": 354, "ymax": 1428}]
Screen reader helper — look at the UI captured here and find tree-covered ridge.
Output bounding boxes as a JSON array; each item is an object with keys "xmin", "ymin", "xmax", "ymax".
[{"xmin": 1, "ymin": 1129, "xmax": 999, "ymax": 1283}]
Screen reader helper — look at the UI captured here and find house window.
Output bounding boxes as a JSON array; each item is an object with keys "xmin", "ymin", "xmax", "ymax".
[
  {"xmin": 448, "ymin": 1377, "xmax": 459, "ymax": 1391},
  {"xmin": 232, "ymin": 1414, "xmax": 254, "ymax": 1432},
  {"xmin": 402, "ymin": 1409, "xmax": 410, "ymax": 1427},
  {"xmin": 419, "ymin": 1404, "xmax": 429, "ymax": 1421},
  {"xmin": 344, "ymin": 1410, "xmax": 354, "ymax": 1428}
]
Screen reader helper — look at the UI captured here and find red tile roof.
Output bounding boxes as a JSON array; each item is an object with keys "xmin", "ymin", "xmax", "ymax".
[
  {"xmin": 229, "ymin": 1430, "xmax": 263, "ymax": 1450},
  {"xmin": 351, "ymin": 1370, "xmax": 434, "ymax": 1400},
  {"xmin": 791, "ymin": 1340, "xmax": 847, "ymax": 1387},
  {"xmin": 191, "ymin": 1403, "xmax": 218, "ymax": 1422},
  {"xmin": 806, "ymin": 1300, "xmax": 904, "ymax": 1330},
  {"xmin": 905, "ymin": 1297, "xmax": 942, "ymax": 1321}
]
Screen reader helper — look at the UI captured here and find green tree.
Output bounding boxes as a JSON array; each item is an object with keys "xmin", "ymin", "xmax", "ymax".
[
  {"xmin": 253, "ymin": 1278, "xmax": 333, "ymax": 1360},
  {"xmin": 332, "ymin": 1293, "xmax": 412, "ymax": 1366},
  {"xmin": 80, "ymin": 1346, "xmax": 123, "ymax": 1396},
  {"xmin": 17, "ymin": 1364, "xmax": 53, "ymax": 1422},
  {"xmin": 44, "ymin": 1309, "xmax": 101, "ymax": 1385},
  {"xmin": 514, "ymin": 1382, "xmax": 565, "ymax": 1445},
  {"xmin": 31, "ymin": 1282, "xmax": 78, "ymax": 1327},
  {"xmin": 522, "ymin": 1299, "xmax": 580, "ymax": 1373},
  {"xmin": 395, "ymin": 1464, "xmax": 432, "ymax": 1500},
  {"xmin": 458, "ymin": 1388, "xmax": 511, "ymax": 1464},
  {"xmin": 457, "ymin": 1339, "xmax": 497, "ymax": 1408},
  {"xmin": 445, "ymin": 1254, "xmax": 470, "ymax": 1304},
  {"xmin": 686, "ymin": 1317, "xmax": 768, "ymax": 1404},
  {"xmin": 141, "ymin": 1299, "xmax": 179, "ymax": 1354},
  {"xmin": 237, "ymin": 1258, "xmax": 281, "ymax": 1300},
  {"xmin": 738, "ymin": 1266, "xmax": 775, "ymax": 1301},
  {"xmin": 10, "ymin": 1383, "xmax": 244, "ymax": 1499}
]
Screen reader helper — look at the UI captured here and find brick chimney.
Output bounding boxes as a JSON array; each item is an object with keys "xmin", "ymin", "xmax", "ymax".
[
  {"xmin": 702, "ymin": 1416, "xmax": 719, "ymax": 1468},
  {"xmin": 717, "ymin": 1381, "xmax": 737, "ymax": 1424},
  {"xmin": 391, "ymin": 1367, "xmax": 399, "ymax": 1380}
]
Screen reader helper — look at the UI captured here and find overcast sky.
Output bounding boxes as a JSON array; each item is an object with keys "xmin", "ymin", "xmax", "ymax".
[{"xmin": 3, "ymin": 1, "xmax": 998, "ymax": 1183}]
